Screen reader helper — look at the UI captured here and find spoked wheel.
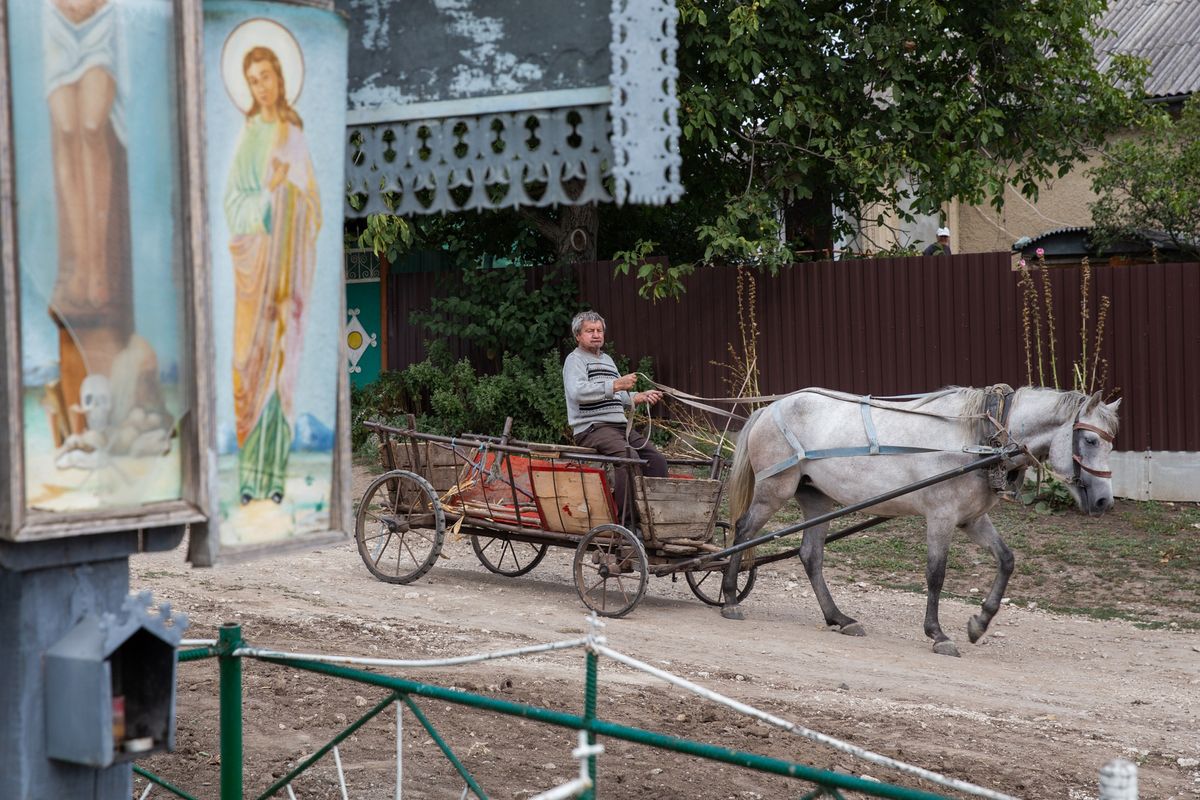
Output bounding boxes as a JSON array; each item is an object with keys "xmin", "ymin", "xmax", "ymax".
[
  {"xmin": 686, "ymin": 520, "xmax": 757, "ymax": 606},
  {"xmin": 471, "ymin": 536, "xmax": 549, "ymax": 577},
  {"xmin": 572, "ymin": 524, "xmax": 648, "ymax": 618},
  {"xmin": 685, "ymin": 564, "xmax": 757, "ymax": 606},
  {"xmin": 356, "ymin": 470, "xmax": 445, "ymax": 584}
]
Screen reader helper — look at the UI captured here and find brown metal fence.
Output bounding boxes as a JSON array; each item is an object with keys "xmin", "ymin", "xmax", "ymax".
[{"xmin": 384, "ymin": 253, "xmax": 1200, "ymax": 452}]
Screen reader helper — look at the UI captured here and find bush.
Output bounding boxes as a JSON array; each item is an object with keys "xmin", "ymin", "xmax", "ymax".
[
  {"xmin": 350, "ymin": 343, "xmax": 671, "ymax": 456},
  {"xmin": 350, "ymin": 343, "xmax": 572, "ymax": 455}
]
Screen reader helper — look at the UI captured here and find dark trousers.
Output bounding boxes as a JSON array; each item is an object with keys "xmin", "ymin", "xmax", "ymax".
[{"xmin": 574, "ymin": 422, "xmax": 669, "ymax": 528}]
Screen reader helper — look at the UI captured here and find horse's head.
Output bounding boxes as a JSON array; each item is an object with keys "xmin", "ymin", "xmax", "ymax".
[{"xmin": 1047, "ymin": 391, "xmax": 1121, "ymax": 515}]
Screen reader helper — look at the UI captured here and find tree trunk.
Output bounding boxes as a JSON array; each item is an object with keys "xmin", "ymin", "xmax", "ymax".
[{"xmin": 522, "ymin": 201, "xmax": 599, "ymax": 264}]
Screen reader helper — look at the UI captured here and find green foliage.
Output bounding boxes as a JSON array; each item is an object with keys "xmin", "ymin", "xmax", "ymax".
[
  {"xmin": 612, "ymin": 240, "xmax": 697, "ymax": 300},
  {"xmin": 1020, "ymin": 472, "xmax": 1076, "ymax": 515},
  {"xmin": 410, "ymin": 264, "xmax": 581, "ymax": 368},
  {"xmin": 356, "ymin": 214, "xmax": 413, "ymax": 263},
  {"xmin": 345, "ymin": 209, "xmax": 555, "ymax": 273},
  {"xmin": 350, "ymin": 343, "xmax": 572, "ymax": 452},
  {"xmin": 695, "ymin": 189, "xmax": 792, "ymax": 274},
  {"xmin": 653, "ymin": 0, "xmax": 1147, "ymax": 291},
  {"xmin": 1090, "ymin": 97, "xmax": 1200, "ymax": 259}
]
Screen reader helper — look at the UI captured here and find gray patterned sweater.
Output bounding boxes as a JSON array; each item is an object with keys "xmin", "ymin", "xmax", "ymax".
[{"xmin": 562, "ymin": 348, "xmax": 632, "ymax": 436}]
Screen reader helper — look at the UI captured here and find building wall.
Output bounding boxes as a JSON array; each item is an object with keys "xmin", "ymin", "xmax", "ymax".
[{"xmin": 954, "ymin": 158, "xmax": 1100, "ymax": 254}]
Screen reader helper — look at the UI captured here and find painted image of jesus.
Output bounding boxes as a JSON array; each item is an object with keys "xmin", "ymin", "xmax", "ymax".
[{"xmin": 224, "ymin": 37, "xmax": 321, "ymax": 505}]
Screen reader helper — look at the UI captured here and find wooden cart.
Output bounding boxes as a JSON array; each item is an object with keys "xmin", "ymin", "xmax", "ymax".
[{"xmin": 355, "ymin": 419, "xmax": 757, "ymax": 618}]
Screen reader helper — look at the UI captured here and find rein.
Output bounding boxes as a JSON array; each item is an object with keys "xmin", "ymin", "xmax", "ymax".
[
  {"xmin": 635, "ymin": 379, "xmax": 1116, "ymax": 489},
  {"xmin": 639, "ymin": 376, "xmax": 993, "ymax": 425}
]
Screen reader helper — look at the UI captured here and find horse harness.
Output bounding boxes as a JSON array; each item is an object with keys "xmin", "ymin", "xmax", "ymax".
[
  {"xmin": 1071, "ymin": 421, "xmax": 1114, "ymax": 482},
  {"xmin": 759, "ymin": 383, "xmax": 1031, "ymax": 497}
]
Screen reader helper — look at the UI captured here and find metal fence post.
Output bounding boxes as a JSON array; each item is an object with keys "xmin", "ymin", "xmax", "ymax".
[
  {"xmin": 219, "ymin": 623, "xmax": 244, "ymax": 800},
  {"xmin": 582, "ymin": 648, "xmax": 598, "ymax": 800},
  {"xmin": 1099, "ymin": 759, "xmax": 1137, "ymax": 800}
]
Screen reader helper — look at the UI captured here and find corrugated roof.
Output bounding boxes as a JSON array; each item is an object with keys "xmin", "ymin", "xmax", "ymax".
[{"xmin": 1094, "ymin": 0, "xmax": 1200, "ymax": 98}]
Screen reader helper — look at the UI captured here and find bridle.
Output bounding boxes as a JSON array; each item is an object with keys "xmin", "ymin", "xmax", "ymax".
[{"xmin": 1071, "ymin": 420, "xmax": 1114, "ymax": 481}]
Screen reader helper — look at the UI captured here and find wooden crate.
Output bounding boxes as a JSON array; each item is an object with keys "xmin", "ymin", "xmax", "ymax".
[
  {"xmin": 384, "ymin": 438, "xmax": 466, "ymax": 494},
  {"xmin": 636, "ymin": 477, "xmax": 721, "ymax": 543}
]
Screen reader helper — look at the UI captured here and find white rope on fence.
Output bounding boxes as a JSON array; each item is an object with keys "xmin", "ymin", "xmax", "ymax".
[
  {"xmin": 171, "ymin": 616, "xmax": 1141, "ymax": 800},
  {"xmin": 590, "ymin": 640, "xmax": 1018, "ymax": 800},
  {"xmin": 234, "ymin": 637, "xmax": 590, "ymax": 669}
]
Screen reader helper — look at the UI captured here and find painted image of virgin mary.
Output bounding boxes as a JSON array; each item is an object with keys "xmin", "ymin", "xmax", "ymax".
[{"xmin": 224, "ymin": 44, "xmax": 320, "ymax": 505}]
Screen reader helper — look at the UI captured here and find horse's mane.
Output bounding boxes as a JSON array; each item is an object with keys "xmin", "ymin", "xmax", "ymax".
[
  {"xmin": 825, "ymin": 385, "xmax": 1118, "ymax": 440},
  {"xmin": 1047, "ymin": 388, "xmax": 1120, "ymax": 434},
  {"xmin": 907, "ymin": 385, "xmax": 1120, "ymax": 440}
]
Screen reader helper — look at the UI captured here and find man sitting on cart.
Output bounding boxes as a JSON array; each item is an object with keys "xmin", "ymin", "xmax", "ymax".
[{"xmin": 563, "ymin": 310, "xmax": 669, "ymax": 530}]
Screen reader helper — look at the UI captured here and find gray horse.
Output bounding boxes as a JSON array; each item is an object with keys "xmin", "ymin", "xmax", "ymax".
[{"xmin": 720, "ymin": 386, "xmax": 1120, "ymax": 656}]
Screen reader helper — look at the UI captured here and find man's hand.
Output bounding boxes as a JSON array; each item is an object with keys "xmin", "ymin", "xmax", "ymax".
[
  {"xmin": 613, "ymin": 373, "xmax": 638, "ymax": 392},
  {"xmin": 633, "ymin": 390, "xmax": 663, "ymax": 406}
]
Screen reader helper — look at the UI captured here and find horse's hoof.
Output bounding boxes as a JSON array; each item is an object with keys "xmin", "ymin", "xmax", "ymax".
[
  {"xmin": 933, "ymin": 640, "xmax": 961, "ymax": 657},
  {"xmin": 839, "ymin": 622, "xmax": 867, "ymax": 637},
  {"xmin": 968, "ymin": 616, "xmax": 987, "ymax": 643},
  {"xmin": 720, "ymin": 606, "xmax": 745, "ymax": 621}
]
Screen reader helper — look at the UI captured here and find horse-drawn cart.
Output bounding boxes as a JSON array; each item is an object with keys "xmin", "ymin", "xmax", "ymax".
[{"xmin": 356, "ymin": 418, "xmax": 758, "ymax": 618}]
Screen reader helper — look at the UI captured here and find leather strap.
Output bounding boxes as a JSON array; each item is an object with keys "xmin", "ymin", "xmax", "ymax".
[
  {"xmin": 1073, "ymin": 454, "xmax": 1112, "ymax": 478},
  {"xmin": 1073, "ymin": 422, "xmax": 1115, "ymax": 443}
]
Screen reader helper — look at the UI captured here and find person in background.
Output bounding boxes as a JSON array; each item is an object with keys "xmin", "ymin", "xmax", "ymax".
[
  {"xmin": 563, "ymin": 310, "xmax": 668, "ymax": 528},
  {"xmin": 924, "ymin": 226, "xmax": 953, "ymax": 256}
]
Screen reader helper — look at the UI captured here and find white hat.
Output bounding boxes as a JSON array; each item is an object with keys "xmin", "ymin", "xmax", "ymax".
[{"xmin": 936, "ymin": 226, "xmax": 951, "ymax": 237}]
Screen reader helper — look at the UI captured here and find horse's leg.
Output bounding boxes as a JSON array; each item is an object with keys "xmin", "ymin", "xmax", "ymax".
[
  {"xmin": 796, "ymin": 489, "xmax": 864, "ymax": 636},
  {"xmin": 962, "ymin": 513, "xmax": 1014, "ymax": 644},
  {"xmin": 720, "ymin": 479, "xmax": 791, "ymax": 621},
  {"xmin": 924, "ymin": 516, "xmax": 961, "ymax": 657}
]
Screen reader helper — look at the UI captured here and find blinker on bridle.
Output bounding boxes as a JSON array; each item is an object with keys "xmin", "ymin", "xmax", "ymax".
[{"xmin": 1072, "ymin": 421, "xmax": 1114, "ymax": 480}]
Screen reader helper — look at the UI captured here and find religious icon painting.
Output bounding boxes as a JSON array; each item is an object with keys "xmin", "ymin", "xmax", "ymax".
[
  {"xmin": 1, "ymin": 0, "xmax": 210, "ymax": 539},
  {"xmin": 203, "ymin": 0, "xmax": 349, "ymax": 553}
]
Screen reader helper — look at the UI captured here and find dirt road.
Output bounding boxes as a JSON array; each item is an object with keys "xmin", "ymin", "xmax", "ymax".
[{"xmin": 132, "ymin": 521, "xmax": 1200, "ymax": 799}]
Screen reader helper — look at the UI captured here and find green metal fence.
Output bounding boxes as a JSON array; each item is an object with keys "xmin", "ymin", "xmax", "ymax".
[{"xmin": 135, "ymin": 622, "xmax": 994, "ymax": 800}]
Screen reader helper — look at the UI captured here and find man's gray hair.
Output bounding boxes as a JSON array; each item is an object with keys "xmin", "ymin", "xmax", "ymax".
[{"xmin": 571, "ymin": 310, "xmax": 606, "ymax": 338}]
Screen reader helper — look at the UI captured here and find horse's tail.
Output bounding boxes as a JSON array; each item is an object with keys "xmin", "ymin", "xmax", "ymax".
[{"xmin": 728, "ymin": 408, "xmax": 765, "ymax": 527}]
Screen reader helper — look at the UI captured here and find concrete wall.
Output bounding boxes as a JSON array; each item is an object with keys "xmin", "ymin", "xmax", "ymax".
[{"xmin": 1111, "ymin": 450, "xmax": 1200, "ymax": 502}]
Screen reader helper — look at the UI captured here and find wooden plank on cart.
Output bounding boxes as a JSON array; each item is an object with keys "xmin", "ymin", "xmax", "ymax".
[
  {"xmin": 637, "ymin": 477, "xmax": 722, "ymax": 542},
  {"xmin": 531, "ymin": 464, "xmax": 617, "ymax": 534},
  {"xmin": 389, "ymin": 439, "xmax": 463, "ymax": 494}
]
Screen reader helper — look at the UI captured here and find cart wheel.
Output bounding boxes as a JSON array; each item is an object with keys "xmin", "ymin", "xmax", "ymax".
[
  {"xmin": 471, "ymin": 536, "xmax": 549, "ymax": 577},
  {"xmin": 685, "ymin": 564, "xmax": 757, "ymax": 606},
  {"xmin": 572, "ymin": 524, "xmax": 648, "ymax": 618},
  {"xmin": 686, "ymin": 520, "xmax": 757, "ymax": 606},
  {"xmin": 356, "ymin": 470, "xmax": 445, "ymax": 584}
]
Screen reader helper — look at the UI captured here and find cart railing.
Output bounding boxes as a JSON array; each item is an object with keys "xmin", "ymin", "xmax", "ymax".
[{"xmin": 365, "ymin": 419, "xmax": 727, "ymax": 551}]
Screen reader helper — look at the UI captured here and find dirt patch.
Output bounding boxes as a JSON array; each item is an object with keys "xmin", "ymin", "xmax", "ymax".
[{"xmin": 132, "ymin": 465, "xmax": 1200, "ymax": 799}]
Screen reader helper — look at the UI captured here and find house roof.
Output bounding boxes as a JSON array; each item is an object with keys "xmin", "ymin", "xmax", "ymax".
[
  {"xmin": 1012, "ymin": 226, "xmax": 1190, "ymax": 262},
  {"xmin": 1094, "ymin": 0, "xmax": 1200, "ymax": 99}
]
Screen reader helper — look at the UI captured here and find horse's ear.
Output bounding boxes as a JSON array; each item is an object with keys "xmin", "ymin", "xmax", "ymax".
[
  {"xmin": 1106, "ymin": 397, "xmax": 1122, "ymax": 412},
  {"xmin": 1088, "ymin": 390, "xmax": 1104, "ymax": 410}
]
